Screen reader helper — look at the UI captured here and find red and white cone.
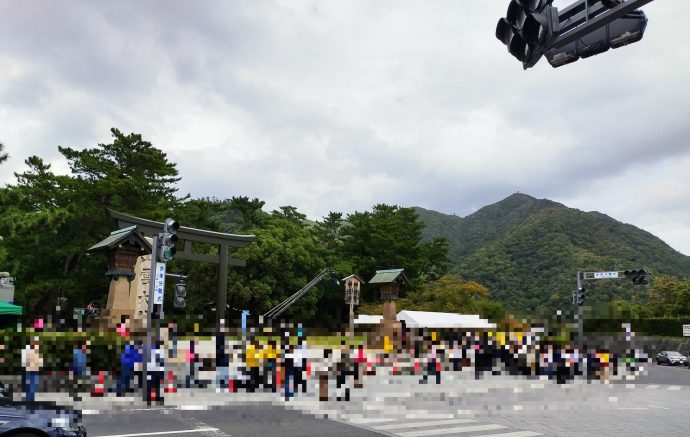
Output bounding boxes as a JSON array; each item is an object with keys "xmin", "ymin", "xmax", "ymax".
[
  {"xmin": 91, "ymin": 371, "xmax": 105, "ymax": 397},
  {"xmin": 164, "ymin": 370, "xmax": 177, "ymax": 393}
]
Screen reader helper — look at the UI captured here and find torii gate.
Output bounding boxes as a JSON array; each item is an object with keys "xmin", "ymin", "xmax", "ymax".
[{"xmin": 108, "ymin": 209, "xmax": 255, "ymax": 323}]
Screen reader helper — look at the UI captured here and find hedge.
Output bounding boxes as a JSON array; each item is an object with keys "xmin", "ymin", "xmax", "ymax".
[
  {"xmin": 584, "ymin": 318, "xmax": 690, "ymax": 337},
  {"xmin": 0, "ymin": 330, "xmax": 129, "ymax": 374}
]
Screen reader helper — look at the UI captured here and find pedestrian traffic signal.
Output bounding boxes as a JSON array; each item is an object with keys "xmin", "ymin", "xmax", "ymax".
[
  {"xmin": 159, "ymin": 217, "xmax": 179, "ymax": 262},
  {"xmin": 625, "ymin": 269, "xmax": 649, "ymax": 285},
  {"xmin": 496, "ymin": 0, "xmax": 560, "ymax": 69},
  {"xmin": 546, "ymin": 9, "xmax": 647, "ymax": 68},
  {"xmin": 174, "ymin": 282, "xmax": 187, "ymax": 308},
  {"xmin": 576, "ymin": 287, "xmax": 585, "ymax": 306}
]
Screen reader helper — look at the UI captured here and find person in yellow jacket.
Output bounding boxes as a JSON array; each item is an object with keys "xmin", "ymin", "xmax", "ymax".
[
  {"xmin": 245, "ymin": 340, "xmax": 260, "ymax": 392},
  {"xmin": 263, "ymin": 340, "xmax": 278, "ymax": 392}
]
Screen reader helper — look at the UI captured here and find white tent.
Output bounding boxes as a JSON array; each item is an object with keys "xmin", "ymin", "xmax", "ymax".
[
  {"xmin": 354, "ymin": 314, "xmax": 384, "ymax": 325},
  {"xmin": 396, "ymin": 310, "xmax": 496, "ymax": 329}
]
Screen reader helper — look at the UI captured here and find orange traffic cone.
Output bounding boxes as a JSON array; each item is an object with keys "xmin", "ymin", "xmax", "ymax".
[
  {"xmin": 91, "ymin": 371, "xmax": 105, "ymax": 397},
  {"xmin": 164, "ymin": 370, "xmax": 177, "ymax": 393}
]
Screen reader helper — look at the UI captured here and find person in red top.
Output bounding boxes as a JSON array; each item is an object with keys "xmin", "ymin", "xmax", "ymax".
[
  {"xmin": 355, "ymin": 344, "xmax": 365, "ymax": 388},
  {"xmin": 185, "ymin": 336, "xmax": 199, "ymax": 388}
]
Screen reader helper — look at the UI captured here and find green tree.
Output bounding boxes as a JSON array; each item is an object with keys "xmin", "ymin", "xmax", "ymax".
[
  {"xmin": 314, "ymin": 212, "xmax": 345, "ymax": 252},
  {"xmin": 342, "ymin": 204, "xmax": 425, "ymax": 301},
  {"xmin": 228, "ymin": 196, "xmax": 266, "ymax": 230},
  {"xmin": 394, "ymin": 274, "xmax": 505, "ymax": 320},
  {"xmin": 0, "ymin": 129, "xmax": 183, "ymax": 315},
  {"xmin": 647, "ymin": 275, "xmax": 680, "ymax": 317},
  {"xmin": 671, "ymin": 279, "xmax": 690, "ymax": 316},
  {"xmin": 419, "ymin": 236, "xmax": 450, "ymax": 282},
  {"xmin": 230, "ymin": 208, "xmax": 333, "ymax": 325}
]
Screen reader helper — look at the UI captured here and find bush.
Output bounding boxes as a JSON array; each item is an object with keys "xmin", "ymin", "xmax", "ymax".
[
  {"xmin": 584, "ymin": 317, "xmax": 690, "ymax": 337},
  {"xmin": 0, "ymin": 330, "xmax": 128, "ymax": 374}
]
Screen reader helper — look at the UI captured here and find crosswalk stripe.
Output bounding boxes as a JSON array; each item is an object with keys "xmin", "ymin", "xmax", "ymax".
[
  {"xmin": 473, "ymin": 432, "xmax": 542, "ymax": 437},
  {"xmin": 646, "ymin": 385, "xmax": 659, "ymax": 389},
  {"xmin": 668, "ymin": 385, "xmax": 681, "ymax": 391},
  {"xmin": 397, "ymin": 424, "xmax": 506, "ymax": 437},
  {"xmin": 373, "ymin": 419, "xmax": 476, "ymax": 430},
  {"xmin": 347, "ymin": 417, "xmax": 397, "ymax": 424}
]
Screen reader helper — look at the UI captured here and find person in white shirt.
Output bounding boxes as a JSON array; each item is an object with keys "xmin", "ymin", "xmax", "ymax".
[{"xmin": 147, "ymin": 340, "xmax": 165, "ymax": 405}]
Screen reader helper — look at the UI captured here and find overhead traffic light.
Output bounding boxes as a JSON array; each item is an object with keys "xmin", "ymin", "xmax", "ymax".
[
  {"xmin": 624, "ymin": 269, "xmax": 649, "ymax": 285},
  {"xmin": 496, "ymin": 0, "xmax": 560, "ymax": 69},
  {"xmin": 159, "ymin": 217, "xmax": 179, "ymax": 262},
  {"xmin": 546, "ymin": 9, "xmax": 648, "ymax": 68},
  {"xmin": 174, "ymin": 282, "xmax": 187, "ymax": 308}
]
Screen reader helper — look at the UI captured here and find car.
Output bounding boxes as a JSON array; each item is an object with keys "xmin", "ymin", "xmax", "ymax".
[
  {"xmin": 0, "ymin": 382, "xmax": 86, "ymax": 437},
  {"xmin": 656, "ymin": 350, "xmax": 688, "ymax": 366}
]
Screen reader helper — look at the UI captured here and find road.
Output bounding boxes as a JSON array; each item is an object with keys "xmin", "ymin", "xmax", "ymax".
[
  {"xmin": 84, "ymin": 405, "xmax": 381, "ymax": 437},
  {"xmin": 75, "ymin": 361, "xmax": 690, "ymax": 436}
]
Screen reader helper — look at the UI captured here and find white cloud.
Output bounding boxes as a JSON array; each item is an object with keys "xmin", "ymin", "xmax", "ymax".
[{"xmin": 0, "ymin": 0, "xmax": 689, "ymax": 255}]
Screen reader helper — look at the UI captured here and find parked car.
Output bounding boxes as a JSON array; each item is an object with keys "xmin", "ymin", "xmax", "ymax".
[
  {"xmin": 656, "ymin": 350, "xmax": 688, "ymax": 366},
  {"xmin": 0, "ymin": 382, "xmax": 86, "ymax": 437}
]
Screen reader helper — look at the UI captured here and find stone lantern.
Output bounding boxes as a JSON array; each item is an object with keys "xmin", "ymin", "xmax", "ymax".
[
  {"xmin": 87, "ymin": 226, "xmax": 152, "ymax": 328},
  {"xmin": 369, "ymin": 269, "xmax": 408, "ymax": 348}
]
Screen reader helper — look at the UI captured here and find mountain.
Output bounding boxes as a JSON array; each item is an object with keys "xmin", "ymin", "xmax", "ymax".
[{"xmin": 414, "ymin": 193, "xmax": 690, "ymax": 314}]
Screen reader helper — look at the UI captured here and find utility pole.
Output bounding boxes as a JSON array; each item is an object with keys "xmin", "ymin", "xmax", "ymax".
[
  {"xmin": 575, "ymin": 271, "xmax": 585, "ymax": 347},
  {"xmin": 142, "ymin": 233, "xmax": 159, "ymax": 400}
]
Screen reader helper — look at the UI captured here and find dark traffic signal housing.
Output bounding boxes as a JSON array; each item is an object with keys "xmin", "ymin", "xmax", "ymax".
[
  {"xmin": 159, "ymin": 218, "xmax": 180, "ymax": 262},
  {"xmin": 496, "ymin": 0, "xmax": 560, "ymax": 69},
  {"xmin": 624, "ymin": 269, "xmax": 650, "ymax": 285},
  {"xmin": 576, "ymin": 287, "xmax": 585, "ymax": 306},
  {"xmin": 174, "ymin": 282, "xmax": 187, "ymax": 308}
]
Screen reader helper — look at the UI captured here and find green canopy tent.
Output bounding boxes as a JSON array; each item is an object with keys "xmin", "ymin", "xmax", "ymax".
[{"xmin": 0, "ymin": 302, "xmax": 22, "ymax": 316}]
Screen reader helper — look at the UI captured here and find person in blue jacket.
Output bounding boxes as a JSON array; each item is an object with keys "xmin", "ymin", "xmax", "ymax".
[
  {"xmin": 70, "ymin": 341, "xmax": 88, "ymax": 398},
  {"xmin": 117, "ymin": 340, "xmax": 142, "ymax": 396}
]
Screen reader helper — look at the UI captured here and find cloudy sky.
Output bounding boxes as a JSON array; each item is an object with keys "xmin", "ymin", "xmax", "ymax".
[{"xmin": 1, "ymin": 0, "xmax": 689, "ymax": 255}]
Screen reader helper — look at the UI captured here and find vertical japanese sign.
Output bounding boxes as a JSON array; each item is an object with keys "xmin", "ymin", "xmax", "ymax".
[{"xmin": 153, "ymin": 262, "xmax": 166, "ymax": 305}]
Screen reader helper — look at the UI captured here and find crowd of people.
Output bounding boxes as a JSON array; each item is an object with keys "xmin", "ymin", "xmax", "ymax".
[{"xmin": 13, "ymin": 321, "xmax": 646, "ymax": 405}]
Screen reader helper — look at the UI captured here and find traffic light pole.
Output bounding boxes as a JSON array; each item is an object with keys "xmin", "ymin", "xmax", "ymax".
[
  {"xmin": 576, "ymin": 271, "xmax": 584, "ymax": 347},
  {"xmin": 143, "ymin": 234, "xmax": 162, "ymax": 402},
  {"xmin": 573, "ymin": 267, "xmax": 650, "ymax": 349}
]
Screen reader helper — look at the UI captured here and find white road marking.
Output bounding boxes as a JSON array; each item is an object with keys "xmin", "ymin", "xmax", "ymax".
[
  {"xmin": 347, "ymin": 417, "xmax": 397, "ymax": 424},
  {"xmin": 667, "ymin": 385, "xmax": 681, "ymax": 391},
  {"xmin": 646, "ymin": 385, "xmax": 659, "ymax": 390},
  {"xmin": 93, "ymin": 428, "xmax": 222, "ymax": 437},
  {"xmin": 373, "ymin": 418, "xmax": 476, "ymax": 430},
  {"xmin": 648, "ymin": 404, "xmax": 671, "ymax": 410},
  {"xmin": 397, "ymin": 424, "xmax": 506, "ymax": 437},
  {"xmin": 177, "ymin": 404, "xmax": 209, "ymax": 410},
  {"xmin": 474, "ymin": 432, "xmax": 542, "ymax": 437}
]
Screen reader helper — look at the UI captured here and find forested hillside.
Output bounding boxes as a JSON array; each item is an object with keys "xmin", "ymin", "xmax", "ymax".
[{"xmin": 415, "ymin": 194, "xmax": 690, "ymax": 314}]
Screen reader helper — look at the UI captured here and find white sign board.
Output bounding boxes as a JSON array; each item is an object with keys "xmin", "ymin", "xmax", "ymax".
[
  {"xmin": 683, "ymin": 324, "xmax": 690, "ymax": 337},
  {"xmin": 153, "ymin": 262, "xmax": 166, "ymax": 305},
  {"xmin": 594, "ymin": 271, "xmax": 619, "ymax": 279}
]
